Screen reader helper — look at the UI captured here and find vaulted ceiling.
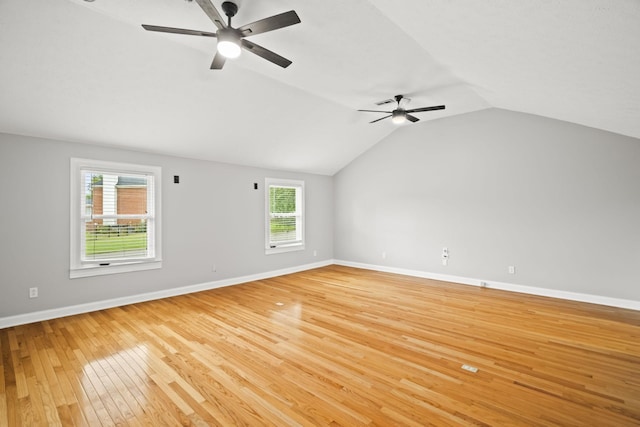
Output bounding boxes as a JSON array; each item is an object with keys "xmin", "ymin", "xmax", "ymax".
[{"xmin": 1, "ymin": 0, "xmax": 638, "ymax": 175}]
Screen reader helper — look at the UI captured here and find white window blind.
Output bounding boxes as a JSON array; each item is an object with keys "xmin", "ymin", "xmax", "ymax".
[
  {"xmin": 265, "ymin": 178, "xmax": 304, "ymax": 253},
  {"xmin": 70, "ymin": 158, "xmax": 162, "ymax": 278}
]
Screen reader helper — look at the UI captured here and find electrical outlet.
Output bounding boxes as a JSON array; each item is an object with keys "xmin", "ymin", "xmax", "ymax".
[
  {"xmin": 461, "ymin": 364, "xmax": 479, "ymax": 373},
  {"xmin": 313, "ymin": 250, "xmax": 317, "ymax": 257},
  {"xmin": 480, "ymin": 281, "xmax": 488, "ymax": 288},
  {"xmin": 442, "ymin": 247, "xmax": 449, "ymax": 265},
  {"xmin": 212, "ymin": 264, "xmax": 217, "ymax": 272},
  {"xmin": 508, "ymin": 265, "xmax": 516, "ymax": 274},
  {"xmin": 29, "ymin": 287, "xmax": 38, "ymax": 298},
  {"xmin": 382, "ymin": 251, "xmax": 387, "ymax": 259}
]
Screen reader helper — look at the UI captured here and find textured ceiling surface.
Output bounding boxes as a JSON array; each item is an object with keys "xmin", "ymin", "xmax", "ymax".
[{"xmin": 1, "ymin": 0, "xmax": 638, "ymax": 175}]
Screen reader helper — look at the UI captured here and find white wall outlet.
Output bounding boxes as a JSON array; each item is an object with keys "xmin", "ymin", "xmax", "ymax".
[
  {"xmin": 382, "ymin": 251, "xmax": 387, "ymax": 259},
  {"xmin": 441, "ymin": 247, "xmax": 449, "ymax": 265},
  {"xmin": 313, "ymin": 250, "xmax": 317, "ymax": 257},
  {"xmin": 461, "ymin": 364, "xmax": 479, "ymax": 373},
  {"xmin": 212, "ymin": 264, "xmax": 217, "ymax": 272},
  {"xmin": 29, "ymin": 287, "xmax": 38, "ymax": 298},
  {"xmin": 508, "ymin": 265, "xmax": 516, "ymax": 274}
]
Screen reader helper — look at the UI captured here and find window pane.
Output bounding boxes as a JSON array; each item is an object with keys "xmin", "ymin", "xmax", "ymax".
[
  {"xmin": 269, "ymin": 185, "xmax": 300, "ymax": 245},
  {"xmin": 270, "ymin": 187, "xmax": 296, "ymax": 213},
  {"xmin": 84, "ymin": 221, "xmax": 148, "ymax": 260},
  {"xmin": 82, "ymin": 171, "xmax": 150, "ymax": 260},
  {"xmin": 270, "ymin": 216, "xmax": 298, "ymax": 243},
  {"xmin": 265, "ymin": 178, "xmax": 304, "ymax": 253}
]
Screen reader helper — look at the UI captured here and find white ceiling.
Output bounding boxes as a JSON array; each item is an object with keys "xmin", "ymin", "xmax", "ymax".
[{"xmin": 1, "ymin": 0, "xmax": 638, "ymax": 175}]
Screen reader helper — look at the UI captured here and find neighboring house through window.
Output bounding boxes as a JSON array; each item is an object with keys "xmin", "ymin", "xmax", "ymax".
[
  {"xmin": 265, "ymin": 178, "xmax": 304, "ymax": 254},
  {"xmin": 70, "ymin": 158, "xmax": 162, "ymax": 278}
]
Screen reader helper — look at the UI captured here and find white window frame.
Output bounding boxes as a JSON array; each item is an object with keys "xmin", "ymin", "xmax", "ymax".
[
  {"xmin": 265, "ymin": 178, "xmax": 305, "ymax": 255},
  {"xmin": 70, "ymin": 158, "xmax": 162, "ymax": 278}
]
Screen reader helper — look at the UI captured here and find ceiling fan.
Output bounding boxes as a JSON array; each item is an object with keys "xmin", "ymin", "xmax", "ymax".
[
  {"xmin": 358, "ymin": 95, "xmax": 445, "ymax": 124},
  {"xmin": 142, "ymin": 0, "xmax": 300, "ymax": 70}
]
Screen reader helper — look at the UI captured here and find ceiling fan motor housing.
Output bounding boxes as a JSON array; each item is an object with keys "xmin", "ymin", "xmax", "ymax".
[
  {"xmin": 392, "ymin": 109, "xmax": 406, "ymax": 120},
  {"xmin": 218, "ymin": 27, "xmax": 242, "ymax": 41}
]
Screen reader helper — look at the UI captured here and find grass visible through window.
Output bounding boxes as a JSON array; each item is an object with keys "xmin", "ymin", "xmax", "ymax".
[{"xmin": 85, "ymin": 232, "xmax": 147, "ymax": 256}]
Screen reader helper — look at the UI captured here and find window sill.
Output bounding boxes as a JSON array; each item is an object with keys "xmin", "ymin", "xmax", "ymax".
[
  {"xmin": 70, "ymin": 260, "xmax": 162, "ymax": 279},
  {"xmin": 265, "ymin": 244, "xmax": 305, "ymax": 255}
]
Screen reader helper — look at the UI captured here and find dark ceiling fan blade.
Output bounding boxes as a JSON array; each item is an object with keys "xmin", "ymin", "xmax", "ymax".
[
  {"xmin": 210, "ymin": 51, "xmax": 226, "ymax": 69},
  {"xmin": 142, "ymin": 24, "xmax": 218, "ymax": 37},
  {"xmin": 241, "ymin": 39, "xmax": 292, "ymax": 68},
  {"xmin": 237, "ymin": 10, "xmax": 301, "ymax": 37},
  {"xmin": 357, "ymin": 109, "xmax": 392, "ymax": 113},
  {"xmin": 375, "ymin": 98, "xmax": 395, "ymax": 106},
  {"xmin": 406, "ymin": 114, "xmax": 420, "ymax": 123},
  {"xmin": 370, "ymin": 115, "xmax": 392, "ymax": 124},
  {"xmin": 195, "ymin": 0, "xmax": 226, "ymax": 29},
  {"xmin": 405, "ymin": 105, "xmax": 446, "ymax": 114}
]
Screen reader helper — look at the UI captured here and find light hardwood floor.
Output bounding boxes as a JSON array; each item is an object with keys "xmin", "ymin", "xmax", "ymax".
[{"xmin": 1, "ymin": 265, "xmax": 639, "ymax": 426}]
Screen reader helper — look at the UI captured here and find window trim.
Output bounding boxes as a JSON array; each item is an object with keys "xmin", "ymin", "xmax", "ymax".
[
  {"xmin": 70, "ymin": 158, "xmax": 162, "ymax": 278},
  {"xmin": 265, "ymin": 178, "xmax": 305, "ymax": 255}
]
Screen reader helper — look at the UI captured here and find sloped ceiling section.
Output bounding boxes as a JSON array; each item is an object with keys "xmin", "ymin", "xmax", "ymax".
[
  {"xmin": 370, "ymin": 0, "xmax": 640, "ymax": 141},
  {"xmin": 0, "ymin": 0, "xmax": 638, "ymax": 175}
]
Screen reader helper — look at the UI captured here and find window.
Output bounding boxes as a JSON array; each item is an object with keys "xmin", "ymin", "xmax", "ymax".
[
  {"xmin": 265, "ymin": 178, "xmax": 304, "ymax": 254},
  {"xmin": 70, "ymin": 158, "xmax": 162, "ymax": 278}
]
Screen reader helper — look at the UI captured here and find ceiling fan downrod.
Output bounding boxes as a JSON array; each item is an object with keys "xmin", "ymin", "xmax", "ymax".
[{"xmin": 221, "ymin": 1, "xmax": 238, "ymax": 26}]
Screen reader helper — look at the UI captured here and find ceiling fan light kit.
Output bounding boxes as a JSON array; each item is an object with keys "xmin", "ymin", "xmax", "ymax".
[
  {"xmin": 142, "ymin": 0, "xmax": 300, "ymax": 69},
  {"xmin": 358, "ymin": 95, "xmax": 445, "ymax": 125},
  {"xmin": 391, "ymin": 110, "xmax": 407, "ymax": 125},
  {"xmin": 216, "ymin": 28, "xmax": 242, "ymax": 58}
]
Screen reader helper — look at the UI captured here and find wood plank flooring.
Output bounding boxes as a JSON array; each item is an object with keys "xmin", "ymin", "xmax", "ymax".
[{"xmin": 1, "ymin": 265, "xmax": 640, "ymax": 426}]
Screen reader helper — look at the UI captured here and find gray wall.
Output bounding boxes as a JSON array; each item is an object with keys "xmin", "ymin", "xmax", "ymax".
[
  {"xmin": 0, "ymin": 133, "xmax": 333, "ymax": 317},
  {"xmin": 2, "ymin": 107, "xmax": 639, "ymax": 319},
  {"xmin": 334, "ymin": 109, "xmax": 640, "ymax": 301}
]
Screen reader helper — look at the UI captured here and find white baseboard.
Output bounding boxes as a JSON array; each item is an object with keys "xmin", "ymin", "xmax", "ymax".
[
  {"xmin": 3, "ymin": 259, "xmax": 637, "ymax": 329},
  {"xmin": 334, "ymin": 259, "xmax": 640, "ymax": 311},
  {"xmin": 0, "ymin": 260, "xmax": 333, "ymax": 329}
]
